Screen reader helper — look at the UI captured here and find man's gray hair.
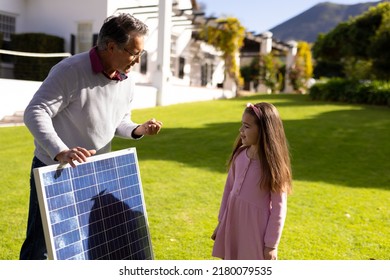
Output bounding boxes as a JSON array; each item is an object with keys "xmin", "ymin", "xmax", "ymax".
[{"xmin": 97, "ymin": 13, "xmax": 149, "ymax": 50}]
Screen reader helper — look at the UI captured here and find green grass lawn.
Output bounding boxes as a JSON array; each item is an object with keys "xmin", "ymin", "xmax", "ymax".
[{"xmin": 0, "ymin": 94, "xmax": 389, "ymax": 260}]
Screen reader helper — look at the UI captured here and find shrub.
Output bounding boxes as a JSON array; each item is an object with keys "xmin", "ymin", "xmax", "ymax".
[
  {"xmin": 10, "ymin": 33, "xmax": 65, "ymax": 81},
  {"xmin": 309, "ymin": 78, "xmax": 390, "ymax": 106}
]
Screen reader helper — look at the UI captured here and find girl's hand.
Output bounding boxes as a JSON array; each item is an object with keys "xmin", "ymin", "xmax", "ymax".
[{"xmin": 263, "ymin": 247, "xmax": 277, "ymax": 260}]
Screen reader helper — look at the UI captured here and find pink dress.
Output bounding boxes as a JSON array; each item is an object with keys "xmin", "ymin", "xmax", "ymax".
[{"xmin": 212, "ymin": 148, "xmax": 287, "ymax": 260}]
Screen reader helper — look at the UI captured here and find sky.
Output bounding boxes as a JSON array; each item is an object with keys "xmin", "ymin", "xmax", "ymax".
[{"xmin": 197, "ymin": 0, "xmax": 382, "ymax": 34}]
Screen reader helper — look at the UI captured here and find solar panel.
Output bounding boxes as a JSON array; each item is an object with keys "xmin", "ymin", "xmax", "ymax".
[{"xmin": 33, "ymin": 147, "xmax": 154, "ymax": 260}]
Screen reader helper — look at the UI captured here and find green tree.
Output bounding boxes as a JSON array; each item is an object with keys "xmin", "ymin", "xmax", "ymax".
[
  {"xmin": 288, "ymin": 41, "xmax": 313, "ymax": 93},
  {"xmin": 240, "ymin": 56, "xmax": 260, "ymax": 90},
  {"xmin": 200, "ymin": 17, "xmax": 246, "ymax": 89},
  {"xmin": 369, "ymin": 4, "xmax": 390, "ymax": 79},
  {"xmin": 259, "ymin": 52, "xmax": 283, "ymax": 93},
  {"xmin": 312, "ymin": 2, "xmax": 390, "ymax": 80}
]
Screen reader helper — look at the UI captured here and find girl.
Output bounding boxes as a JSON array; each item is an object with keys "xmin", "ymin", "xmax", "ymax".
[{"xmin": 211, "ymin": 102, "xmax": 292, "ymax": 260}]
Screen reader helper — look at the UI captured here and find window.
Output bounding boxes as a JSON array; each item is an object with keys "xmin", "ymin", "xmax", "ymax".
[
  {"xmin": 0, "ymin": 13, "xmax": 16, "ymax": 41},
  {"xmin": 77, "ymin": 22, "xmax": 92, "ymax": 53},
  {"xmin": 178, "ymin": 57, "xmax": 185, "ymax": 79},
  {"xmin": 140, "ymin": 51, "xmax": 147, "ymax": 74},
  {"xmin": 201, "ymin": 64, "xmax": 208, "ymax": 86},
  {"xmin": 170, "ymin": 34, "xmax": 177, "ymax": 76}
]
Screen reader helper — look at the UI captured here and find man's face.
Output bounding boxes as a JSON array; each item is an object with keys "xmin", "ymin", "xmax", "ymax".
[{"xmin": 115, "ymin": 35, "xmax": 145, "ymax": 74}]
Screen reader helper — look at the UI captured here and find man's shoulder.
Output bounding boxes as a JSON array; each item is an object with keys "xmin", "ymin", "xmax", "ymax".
[
  {"xmin": 51, "ymin": 51, "xmax": 91, "ymax": 74},
  {"xmin": 63, "ymin": 51, "xmax": 90, "ymax": 65}
]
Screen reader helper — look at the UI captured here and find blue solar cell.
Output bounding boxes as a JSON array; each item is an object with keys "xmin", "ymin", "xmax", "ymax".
[{"xmin": 34, "ymin": 148, "xmax": 153, "ymax": 260}]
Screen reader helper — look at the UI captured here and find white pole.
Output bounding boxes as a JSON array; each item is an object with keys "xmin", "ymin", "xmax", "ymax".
[
  {"xmin": 155, "ymin": 0, "xmax": 172, "ymax": 106},
  {"xmin": 258, "ymin": 31, "xmax": 273, "ymax": 93},
  {"xmin": 284, "ymin": 40, "xmax": 298, "ymax": 93},
  {"xmin": 260, "ymin": 31, "xmax": 273, "ymax": 55}
]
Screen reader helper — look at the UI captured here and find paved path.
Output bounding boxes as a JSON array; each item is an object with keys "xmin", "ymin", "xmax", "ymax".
[{"xmin": 0, "ymin": 111, "xmax": 24, "ymax": 127}]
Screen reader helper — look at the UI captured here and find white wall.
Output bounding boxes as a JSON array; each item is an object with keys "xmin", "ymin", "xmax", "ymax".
[
  {"xmin": 1, "ymin": 0, "xmax": 228, "ymax": 91},
  {"xmin": 0, "ymin": 0, "xmax": 24, "ymax": 16},
  {"xmin": 0, "ymin": 0, "xmax": 23, "ymax": 11},
  {"xmin": 0, "ymin": 78, "xmax": 156, "ymax": 120},
  {"xmin": 0, "ymin": 78, "xmax": 41, "ymax": 120},
  {"xmin": 0, "ymin": 0, "xmax": 25, "ymax": 34},
  {"xmin": 0, "ymin": 78, "xmax": 233, "ymax": 120},
  {"xmin": 19, "ymin": 0, "xmax": 107, "ymax": 53},
  {"xmin": 0, "ymin": 0, "xmax": 234, "ymax": 120}
]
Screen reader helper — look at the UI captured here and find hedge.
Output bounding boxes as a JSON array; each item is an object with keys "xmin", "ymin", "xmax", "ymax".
[
  {"xmin": 309, "ymin": 78, "xmax": 390, "ymax": 106},
  {"xmin": 10, "ymin": 33, "xmax": 65, "ymax": 81}
]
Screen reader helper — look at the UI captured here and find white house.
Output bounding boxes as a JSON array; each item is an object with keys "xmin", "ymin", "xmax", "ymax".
[
  {"xmin": 0, "ymin": 0, "xmax": 296, "ymax": 122},
  {"xmin": 0, "ymin": 0, "xmax": 236, "ymax": 121},
  {"xmin": 1, "ymin": 0, "xmax": 227, "ymax": 85}
]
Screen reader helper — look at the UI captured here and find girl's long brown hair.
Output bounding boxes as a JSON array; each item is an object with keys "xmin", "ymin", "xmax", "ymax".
[{"xmin": 228, "ymin": 102, "xmax": 292, "ymax": 194}]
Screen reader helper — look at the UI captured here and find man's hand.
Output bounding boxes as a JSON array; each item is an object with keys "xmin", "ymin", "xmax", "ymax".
[
  {"xmin": 134, "ymin": 118, "xmax": 163, "ymax": 136},
  {"xmin": 55, "ymin": 147, "xmax": 96, "ymax": 168}
]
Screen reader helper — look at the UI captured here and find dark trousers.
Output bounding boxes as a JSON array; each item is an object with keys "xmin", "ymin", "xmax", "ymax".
[{"xmin": 19, "ymin": 156, "xmax": 47, "ymax": 260}]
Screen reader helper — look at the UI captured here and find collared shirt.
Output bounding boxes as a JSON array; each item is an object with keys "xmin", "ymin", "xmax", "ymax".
[
  {"xmin": 89, "ymin": 47, "xmax": 127, "ymax": 81},
  {"xmin": 89, "ymin": 46, "xmax": 140, "ymax": 139}
]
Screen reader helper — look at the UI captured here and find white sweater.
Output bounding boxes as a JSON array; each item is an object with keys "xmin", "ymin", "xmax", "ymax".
[{"xmin": 24, "ymin": 51, "xmax": 140, "ymax": 165}]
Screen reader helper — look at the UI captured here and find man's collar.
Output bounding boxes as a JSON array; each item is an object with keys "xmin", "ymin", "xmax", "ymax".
[{"xmin": 89, "ymin": 47, "xmax": 127, "ymax": 81}]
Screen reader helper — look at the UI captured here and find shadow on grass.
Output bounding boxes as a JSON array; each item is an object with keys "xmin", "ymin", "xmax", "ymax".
[
  {"xmin": 113, "ymin": 100, "xmax": 390, "ymax": 191},
  {"xmin": 114, "ymin": 121, "xmax": 238, "ymax": 174}
]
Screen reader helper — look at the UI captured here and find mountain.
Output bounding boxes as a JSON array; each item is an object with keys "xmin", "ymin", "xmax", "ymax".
[{"xmin": 269, "ymin": 1, "xmax": 382, "ymax": 43}]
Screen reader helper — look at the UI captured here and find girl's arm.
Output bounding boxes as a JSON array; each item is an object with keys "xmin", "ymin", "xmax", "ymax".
[
  {"xmin": 217, "ymin": 164, "xmax": 235, "ymax": 222},
  {"xmin": 264, "ymin": 191, "xmax": 288, "ymax": 250},
  {"xmin": 211, "ymin": 163, "xmax": 235, "ymax": 240}
]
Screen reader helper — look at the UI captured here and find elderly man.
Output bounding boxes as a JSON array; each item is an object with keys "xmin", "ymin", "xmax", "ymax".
[{"xmin": 20, "ymin": 13, "xmax": 162, "ymax": 260}]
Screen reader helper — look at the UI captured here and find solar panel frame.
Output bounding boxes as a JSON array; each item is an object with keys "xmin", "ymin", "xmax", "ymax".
[{"xmin": 34, "ymin": 147, "xmax": 154, "ymax": 260}]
